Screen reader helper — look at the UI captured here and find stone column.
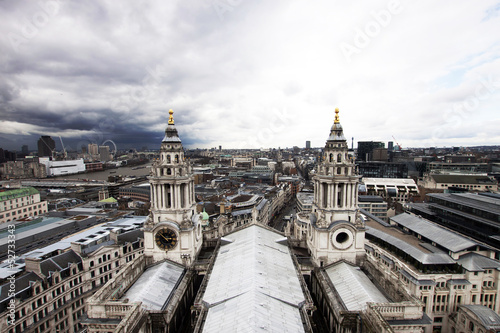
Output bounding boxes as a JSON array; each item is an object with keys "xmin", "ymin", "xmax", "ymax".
[
  {"xmin": 327, "ymin": 182, "xmax": 331, "ymax": 209},
  {"xmin": 333, "ymin": 184, "xmax": 338, "ymax": 208}
]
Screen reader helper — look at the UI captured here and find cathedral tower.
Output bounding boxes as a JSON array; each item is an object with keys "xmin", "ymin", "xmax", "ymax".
[
  {"xmin": 143, "ymin": 110, "xmax": 202, "ymax": 266},
  {"xmin": 307, "ymin": 108, "xmax": 365, "ymax": 266}
]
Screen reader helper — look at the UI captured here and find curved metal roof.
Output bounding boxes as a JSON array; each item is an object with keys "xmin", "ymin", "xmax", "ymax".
[{"xmin": 201, "ymin": 225, "xmax": 306, "ymax": 333}]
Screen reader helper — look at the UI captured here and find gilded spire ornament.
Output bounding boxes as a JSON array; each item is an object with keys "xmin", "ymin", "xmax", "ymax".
[
  {"xmin": 168, "ymin": 109, "xmax": 175, "ymax": 125},
  {"xmin": 334, "ymin": 108, "xmax": 340, "ymax": 124}
]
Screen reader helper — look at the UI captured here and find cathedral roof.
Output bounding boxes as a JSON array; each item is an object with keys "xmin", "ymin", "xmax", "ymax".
[
  {"xmin": 121, "ymin": 260, "xmax": 184, "ymax": 310},
  {"xmin": 162, "ymin": 109, "xmax": 182, "ymax": 143},
  {"xmin": 326, "ymin": 108, "xmax": 346, "ymax": 142},
  {"xmin": 200, "ymin": 225, "xmax": 307, "ymax": 332},
  {"xmin": 325, "ymin": 261, "xmax": 388, "ymax": 311}
]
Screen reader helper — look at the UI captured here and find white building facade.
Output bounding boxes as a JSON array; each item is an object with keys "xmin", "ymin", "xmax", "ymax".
[{"xmin": 0, "ymin": 187, "xmax": 47, "ymax": 224}]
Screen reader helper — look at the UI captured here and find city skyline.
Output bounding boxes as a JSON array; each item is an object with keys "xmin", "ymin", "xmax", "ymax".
[{"xmin": 1, "ymin": 1, "xmax": 500, "ymax": 151}]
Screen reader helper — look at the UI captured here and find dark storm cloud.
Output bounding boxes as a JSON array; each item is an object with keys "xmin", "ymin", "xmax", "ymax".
[
  {"xmin": 0, "ymin": 0, "xmax": 259, "ymax": 151},
  {"xmin": 0, "ymin": 80, "xmax": 20, "ymax": 104}
]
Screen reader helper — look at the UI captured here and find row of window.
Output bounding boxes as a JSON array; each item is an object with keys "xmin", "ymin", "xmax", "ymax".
[
  {"xmin": 1, "ymin": 195, "xmax": 36, "ymax": 205},
  {"xmin": 69, "ymin": 276, "xmax": 83, "ymax": 288},
  {"xmin": 89, "ymin": 251, "xmax": 119, "ymax": 267},
  {"xmin": 440, "ymin": 183, "xmax": 494, "ymax": 188},
  {"xmin": 8, "ymin": 244, "xmax": 143, "ymax": 333},
  {"xmin": 1, "ymin": 202, "xmax": 44, "ymax": 211},
  {"xmin": 1, "ymin": 207, "xmax": 44, "ymax": 217}
]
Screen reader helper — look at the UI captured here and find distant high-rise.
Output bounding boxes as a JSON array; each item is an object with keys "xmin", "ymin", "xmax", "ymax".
[
  {"xmin": 357, "ymin": 141, "xmax": 384, "ymax": 162},
  {"xmin": 37, "ymin": 136, "xmax": 55, "ymax": 157},
  {"xmin": 88, "ymin": 143, "xmax": 98, "ymax": 158},
  {"xmin": 99, "ymin": 145, "xmax": 111, "ymax": 162},
  {"xmin": 21, "ymin": 145, "xmax": 29, "ymax": 156},
  {"xmin": 305, "ymin": 141, "xmax": 311, "ymax": 149},
  {"xmin": 0, "ymin": 148, "xmax": 16, "ymax": 163},
  {"xmin": 388, "ymin": 141, "xmax": 394, "ymax": 152}
]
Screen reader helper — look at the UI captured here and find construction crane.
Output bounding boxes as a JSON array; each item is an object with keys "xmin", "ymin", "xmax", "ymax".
[
  {"xmin": 59, "ymin": 136, "xmax": 67, "ymax": 159},
  {"xmin": 392, "ymin": 135, "xmax": 402, "ymax": 151}
]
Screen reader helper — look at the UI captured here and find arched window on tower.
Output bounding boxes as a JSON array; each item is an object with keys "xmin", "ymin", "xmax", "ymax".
[
  {"xmin": 167, "ymin": 155, "xmax": 171, "ymax": 163},
  {"xmin": 167, "ymin": 168, "xmax": 172, "ymax": 175},
  {"xmin": 329, "ymin": 153, "xmax": 333, "ymax": 162},
  {"xmin": 337, "ymin": 154, "xmax": 342, "ymax": 163},
  {"xmin": 175, "ymin": 155, "xmax": 179, "ymax": 163}
]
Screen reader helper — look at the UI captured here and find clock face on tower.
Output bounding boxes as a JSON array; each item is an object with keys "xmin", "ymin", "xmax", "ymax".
[{"xmin": 155, "ymin": 228, "xmax": 178, "ymax": 250}]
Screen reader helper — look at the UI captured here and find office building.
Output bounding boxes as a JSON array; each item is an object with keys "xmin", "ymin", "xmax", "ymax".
[
  {"xmin": 38, "ymin": 158, "xmax": 86, "ymax": 177},
  {"xmin": 419, "ymin": 173, "xmax": 498, "ymax": 192},
  {"xmin": 0, "ymin": 187, "xmax": 48, "ymax": 224},
  {"xmin": 409, "ymin": 192, "xmax": 500, "ymax": 249},
  {"xmin": 361, "ymin": 177, "xmax": 419, "ymax": 202},
  {"xmin": 357, "ymin": 141, "xmax": 385, "ymax": 161},
  {"xmin": 358, "ymin": 195, "xmax": 388, "ymax": 221},
  {"xmin": 98, "ymin": 145, "xmax": 110, "ymax": 162},
  {"xmin": 87, "ymin": 143, "xmax": 98, "ymax": 157},
  {"xmin": 296, "ymin": 192, "xmax": 314, "ymax": 213},
  {"xmin": 37, "ymin": 136, "xmax": 55, "ymax": 157},
  {"xmin": 21, "ymin": 145, "xmax": 29, "ymax": 157},
  {"xmin": 357, "ymin": 161, "xmax": 409, "ymax": 178}
]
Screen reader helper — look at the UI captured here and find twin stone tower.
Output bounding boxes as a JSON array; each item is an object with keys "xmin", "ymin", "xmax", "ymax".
[{"xmin": 143, "ymin": 108, "xmax": 365, "ymax": 268}]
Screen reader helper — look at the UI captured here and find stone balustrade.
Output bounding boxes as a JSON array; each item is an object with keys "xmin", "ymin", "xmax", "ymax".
[{"xmin": 368, "ymin": 301, "xmax": 423, "ymax": 320}]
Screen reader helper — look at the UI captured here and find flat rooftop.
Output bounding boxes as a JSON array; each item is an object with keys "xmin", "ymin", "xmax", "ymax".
[
  {"xmin": 0, "ymin": 216, "xmax": 64, "ymax": 239},
  {"xmin": 297, "ymin": 192, "xmax": 314, "ymax": 204},
  {"xmin": 362, "ymin": 178, "xmax": 417, "ymax": 186}
]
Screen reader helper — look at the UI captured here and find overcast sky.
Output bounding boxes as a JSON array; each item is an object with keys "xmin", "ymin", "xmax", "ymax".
[{"xmin": 1, "ymin": 1, "xmax": 500, "ymax": 152}]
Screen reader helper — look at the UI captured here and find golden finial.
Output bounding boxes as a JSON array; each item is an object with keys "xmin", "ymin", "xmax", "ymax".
[
  {"xmin": 334, "ymin": 108, "xmax": 340, "ymax": 124},
  {"xmin": 168, "ymin": 109, "xmax": 174, "ymax": 125}
]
